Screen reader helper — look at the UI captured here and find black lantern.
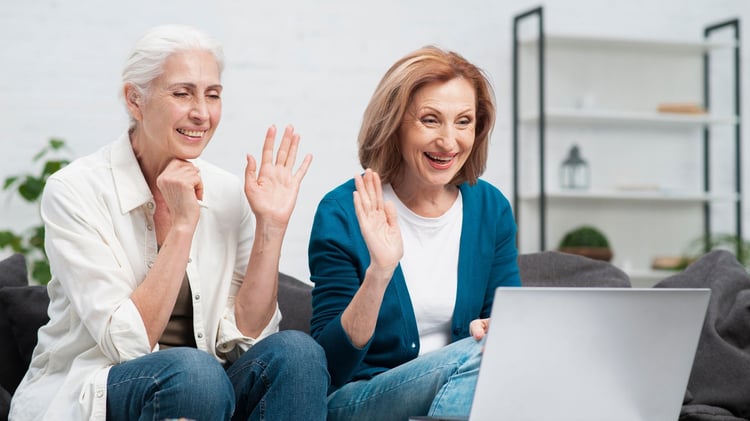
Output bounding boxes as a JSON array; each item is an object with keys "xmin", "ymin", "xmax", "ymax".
[{"xmin": 560, "ymin": 144, "xmax": 589, "ymax": 190}]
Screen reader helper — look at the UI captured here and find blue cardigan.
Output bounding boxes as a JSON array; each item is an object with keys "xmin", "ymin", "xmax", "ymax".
[{"xmin": 308, "ymin": 178, "xmax": 520, "ymax": 388}]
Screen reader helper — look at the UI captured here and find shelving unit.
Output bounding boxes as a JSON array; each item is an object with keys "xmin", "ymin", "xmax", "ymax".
[{"xmin": 511, "ymin": 6, "xmax": 742, "ymax": 285}]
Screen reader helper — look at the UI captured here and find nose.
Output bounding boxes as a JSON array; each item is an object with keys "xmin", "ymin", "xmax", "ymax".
[
  {"xmin": 189, "ymin": 97, "xmax": 209, "ymax": 121},
  {"xmin": 437, "ymin": 124, "xmax": 458, "ymax": 149}
]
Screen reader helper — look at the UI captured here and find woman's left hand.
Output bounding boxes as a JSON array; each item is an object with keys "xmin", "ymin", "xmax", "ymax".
[
  {"xmin": 470, "ymin": 318, "xmax": 490, "ymax": 340},
  {"xmin": 244, "ymin": 124, "xmax": 312, "ymax": 229}
]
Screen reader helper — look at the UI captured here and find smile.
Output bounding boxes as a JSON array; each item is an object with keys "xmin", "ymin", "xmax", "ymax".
[
  {"xmin": 424, "ymin": 152, "xmax": 455, "ymax": 164},
  {"xmin": 177, "ymin": 128, "xmax": 206, "ymax": 138}
]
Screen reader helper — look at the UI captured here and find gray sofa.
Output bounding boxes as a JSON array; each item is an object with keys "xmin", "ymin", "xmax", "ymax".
[{"xmin": 2, "ymin": 250, "xmax": 748, "ymax": 420}]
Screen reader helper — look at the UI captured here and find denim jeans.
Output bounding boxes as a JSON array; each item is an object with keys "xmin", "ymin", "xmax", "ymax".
[
  {"xmin": 107, "ymin": 330, "xmax": 329, "ymax": 421},
  {"xmin": 327, "ymin": 336, "xmax": 483, "ymax": 421}
]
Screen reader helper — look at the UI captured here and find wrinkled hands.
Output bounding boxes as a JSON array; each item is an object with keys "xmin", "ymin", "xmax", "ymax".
[
  {"xmin": 157, "ymin": 159, "xmax": 204, "ymax": 229},
  {"xmin": 353, "ymin": 169, "xmax": 403, "ymax": 274},
  {"xmin": 244, "ymin": 125, "xmax": 312, "ymax": 229}
]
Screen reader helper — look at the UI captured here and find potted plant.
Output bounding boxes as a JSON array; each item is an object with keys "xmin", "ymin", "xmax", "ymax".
[
  {"xmin": 0, "ymin": 138, "xmax": 71, "ymax": 284},
  {"xmin": 558, "ymin": 225, "xmax": 613, "ymax": 262}
]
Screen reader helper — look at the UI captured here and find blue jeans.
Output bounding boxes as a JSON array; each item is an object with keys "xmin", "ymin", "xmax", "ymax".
[
  {"xmin": 107, "ymin": 330, "xmax": 329, "ymax": 421},
  {"xmin": 327, "ymin": 336, "xmax": 483, "ymax": 421}
]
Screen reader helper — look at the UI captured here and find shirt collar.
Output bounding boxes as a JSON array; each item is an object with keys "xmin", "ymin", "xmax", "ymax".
[
  {"xmin": 110, "ymin": 132, "xmax": 211, "ymax": 214},
  {"xmin": 111, "ymin": 131, "xmax": 153, "ymax": 214}
]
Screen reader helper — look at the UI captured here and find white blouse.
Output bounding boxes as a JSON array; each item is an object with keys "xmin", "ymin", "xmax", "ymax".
[{"xmin": 10, "ymin": 132, "xmax": 280, "ymax": 421}]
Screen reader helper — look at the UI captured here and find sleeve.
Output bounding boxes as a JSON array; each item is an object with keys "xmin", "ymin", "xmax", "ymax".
[
  {"xmin": 308, "ymin": 193, "xmax": 372, "ymax": 387},
  {"xmin": 481, "ymin": 186, "xmax": 521, "ymax": 318},
  {"xmin": 217, "ymin": 303, "xmax": 282, "ymax": 361},
  {"xmin": 41, "ymin": 177, "xmax": 152, "ymax": 363},
  {"xmin": 213, "ymin": 177, "xmax": 281, "ymax": 361}
]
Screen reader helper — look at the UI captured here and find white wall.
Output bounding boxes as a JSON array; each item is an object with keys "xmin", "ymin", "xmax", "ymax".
[{"xmin": 1, "ymin": 0, "xmax": 748, "ymax": 283}]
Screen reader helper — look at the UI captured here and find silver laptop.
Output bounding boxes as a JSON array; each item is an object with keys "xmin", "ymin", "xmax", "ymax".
[{"xmin": 466, "ymin": 287, "xmax": 710, "ymax": 421}]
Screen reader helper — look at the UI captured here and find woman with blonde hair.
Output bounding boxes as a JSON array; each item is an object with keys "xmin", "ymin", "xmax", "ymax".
[{"xmin": 309, "ymin": 46, "xmax": 520, "ymax": 420}]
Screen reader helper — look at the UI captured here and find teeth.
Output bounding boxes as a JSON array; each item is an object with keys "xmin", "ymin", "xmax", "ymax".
[
  {"xmin": 425, "ymin": 153, "xmax": 453, "ymax": 163},
  {"xmin": 177, "ymin": 128, "xmax": 205, "ymax": 137}
]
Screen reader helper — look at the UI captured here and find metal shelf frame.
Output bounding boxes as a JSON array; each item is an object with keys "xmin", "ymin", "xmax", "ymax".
[{"xmin": 511, "ymin": 6, "xmax": 742, "ymax": 258}]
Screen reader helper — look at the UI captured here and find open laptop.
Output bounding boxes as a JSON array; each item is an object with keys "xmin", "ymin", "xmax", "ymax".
[{"xmin": 412, "ymin": 287, "xmax": 710, "ymax": 421}]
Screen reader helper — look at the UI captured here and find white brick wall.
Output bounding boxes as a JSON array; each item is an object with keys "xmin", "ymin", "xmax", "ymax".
[{"xmin": 1, "ymin": 0, "xmax": 748, "ymax": 282}]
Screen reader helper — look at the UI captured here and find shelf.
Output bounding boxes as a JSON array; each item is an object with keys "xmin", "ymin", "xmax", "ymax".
[
  {"xmin": 520, "ymin": 107, "xmax": 738, "ymax": 127},
  {"xmin": 520, "ymin": 190, "xmax": 739, "ymax": 202},
  {"xmin": 512, "ymin": 7, "xmax": 742, "ymax": 265},
  {"xmin": 626, "ymin": 268, "xmax": 678, "ymax": 287},
  {"xmin": 520, "ymin": 34, "xmax": 737, "ymax": 53}
]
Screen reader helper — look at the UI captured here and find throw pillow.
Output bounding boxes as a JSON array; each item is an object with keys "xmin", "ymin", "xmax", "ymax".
[
  {"xmin": 0, "ymin": 254, "xmax": 27, "ymax": 289},
  {"xmin": 0, "ymin": 253, "xmax": 29, "ymax": 394},
  {"xmin": 0, "ymin": 286, "xmax": 50, "ymax": 367},
  {"xmin": 519, "ymin": 250, "xmax": 631, "ymax": 287},
  {"xmin": 655, "ymin": 250, "xmax": 750, "ymax": 419},
  {"xmin": 277, "ymin": 272, "xmax": 312, "ymax": 333}
]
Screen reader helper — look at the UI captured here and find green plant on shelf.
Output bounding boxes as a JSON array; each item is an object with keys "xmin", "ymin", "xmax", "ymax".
[
  {"xmin": 558, "ymin": 225, "xmax": 611, "ymax": 248},
  {"xmin": 680, "ymin": 233, "xmax": 750, "ymax": 271},
  {"xmin": 0, "ymin": 138, "xmax": 71, "ymax": 284},
  {"xmin": 557, "ymin": 225, "xmax": 613, "ymax": 261}
]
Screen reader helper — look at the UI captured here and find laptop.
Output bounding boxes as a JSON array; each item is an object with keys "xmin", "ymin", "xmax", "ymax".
[{"xmin": 412, "ymin": 287, "xmax": 710, "ymax": 421}]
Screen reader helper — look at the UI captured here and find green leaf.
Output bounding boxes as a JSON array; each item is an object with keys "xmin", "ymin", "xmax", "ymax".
[
  {"xmin": 0, "ymin": 230, "xmax": 25, "ymax": 252},
  {"xmin": 31, "ymin": 259, "xmax": 51, "ymax": 285},
  {"xmin": 28, "ymin": 226, "xmax": 45, "ymax": 252},
  {"xmin": 49, "ymin": 138, "xmax": 66, "ymax": 150},
  {"xmin": 18, "ymin": 176, "xmax": 45, "ymax": 202},
  {"xmin": 3, "ymin": 176, "xmax": 19, "ymax": 191},
  {"xmin": 42, "ymin": 160, "xmax": 66, "ymax": 178}
]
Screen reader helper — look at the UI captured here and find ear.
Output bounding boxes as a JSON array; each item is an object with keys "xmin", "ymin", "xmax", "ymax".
[{"xmin": 123, "ymin": 84, "xmax": 143, "ymax": 121}]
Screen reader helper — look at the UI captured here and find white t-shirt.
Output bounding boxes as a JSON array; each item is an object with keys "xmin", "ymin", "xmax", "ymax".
[{"xmin": 383, "ymin": 184, "xmax": 462, "ymax": 355}]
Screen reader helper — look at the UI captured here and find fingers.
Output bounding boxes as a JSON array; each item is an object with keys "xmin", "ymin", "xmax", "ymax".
[
  {"xmin": 355, "ymin": 169, "xmax": 382, "ymax": 211},
  {"xmin": 261, "ymin": 125, "xmax": 277, "ymax": 167},
  {"xmin": 258, "ymin": 124, "xmax": 309, "ymax": 175},
  {"xmin": 294, "ymin": 153, "xmax": 313, "ymax": 183},
  {"xmin": 244, "ymin": 153, "xmax": 257, "ymax": 186},
  {"xmin": 470, "ymin": 318, "xmax": 490, "ymax": 340}
]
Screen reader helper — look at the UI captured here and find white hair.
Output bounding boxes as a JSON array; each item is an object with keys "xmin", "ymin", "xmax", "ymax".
[{"xmin": 120, "ymin": 24, "xmax": 225, "ymax": 127}]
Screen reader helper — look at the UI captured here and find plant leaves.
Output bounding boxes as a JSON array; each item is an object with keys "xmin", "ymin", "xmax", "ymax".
[
  {"xmin": 3, "ymin": 176, "xmax": 19, "ymax": 190},
  {"xmin": 18, "ymin": 176, "xmax": 45, "ymax": 202},
  {"xmin": 31, "ymin": 259, "xmax": 51, "ymax": 285}
]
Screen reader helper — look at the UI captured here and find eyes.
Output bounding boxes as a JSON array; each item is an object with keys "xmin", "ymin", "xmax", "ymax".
[
  {"xmin": 419, "ymin": 114, "xmax": 474, "ymax": 129},
  {"xmin": 172, "ymin": 87, "xmax": 222, "ymax": 101}
]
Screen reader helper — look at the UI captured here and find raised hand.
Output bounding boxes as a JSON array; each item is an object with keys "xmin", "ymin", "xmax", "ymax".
[
  {"xmin": 244, "ymin": 125, "xmax": 312, "ymax": 229},
  {"xmin": 353, "ymin": 169, "xmax": 403, "ymax": 273}
]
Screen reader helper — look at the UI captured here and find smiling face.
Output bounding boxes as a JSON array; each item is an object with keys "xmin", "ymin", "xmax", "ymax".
[
  {"xmin": 127, "ymin": 49, "xmax": 222, "ymax": 177},
  {"xmin": 396, "ymin": 77, "xmax": 476, "ymax": 195}
]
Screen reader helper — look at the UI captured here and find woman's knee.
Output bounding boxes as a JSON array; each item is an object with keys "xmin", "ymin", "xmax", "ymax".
[
  {"xmin": 240, "ymin": 330, "xmax": 328, "ymax": 382},
  {"xmin": 159, "ymin": 348, "xmax": 233, "ymax": 396}
]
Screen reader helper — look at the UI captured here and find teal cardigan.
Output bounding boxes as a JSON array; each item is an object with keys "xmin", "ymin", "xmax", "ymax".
[{"xmin": 308, "ymin": 178, "xmax": 520, "ymax": 388}]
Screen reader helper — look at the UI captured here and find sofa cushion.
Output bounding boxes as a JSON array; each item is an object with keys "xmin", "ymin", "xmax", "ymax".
[
  {"xmin": 0, "ymin": 384, "xmax": 10, "ymax": 421},
  {"xmin": 518, "ymin": 250, "xmax": 631, "ymax": 287},
  {"xmin": 0, "ymin": 253, "xmax": 29, "ymax": 395},
  {"xmin": 277, "ymin": 272, "xmax": 312, "ymax": 333},
  {"xmin": 655, "ymin": 250, "xmax": 750, "ymax": 419},
  {"xmin": 0, "ymin": 285, "xmax": 49, "ymax": 366}
]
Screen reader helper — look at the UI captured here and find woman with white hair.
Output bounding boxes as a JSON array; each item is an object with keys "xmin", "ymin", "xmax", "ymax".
[{"xmin": 10, "ymin": 24, "xmax": 329, "ymax": 421}]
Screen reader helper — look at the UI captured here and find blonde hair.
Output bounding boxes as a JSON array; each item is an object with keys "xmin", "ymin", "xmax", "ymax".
[{"xmin": 358, "ymin": 46, "xmax": 495, "ymax": 185}]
